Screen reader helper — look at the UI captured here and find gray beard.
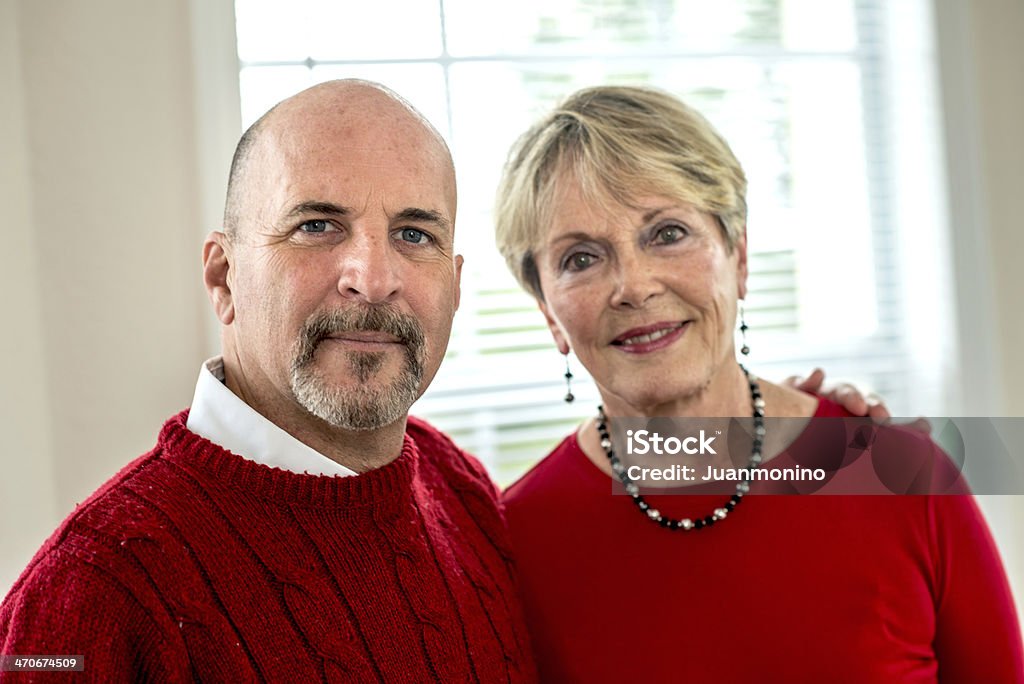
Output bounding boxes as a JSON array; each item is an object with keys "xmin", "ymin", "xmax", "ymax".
[{"xmin": 289, "ymin": 306, "xmax": 425, "ymax": 431}]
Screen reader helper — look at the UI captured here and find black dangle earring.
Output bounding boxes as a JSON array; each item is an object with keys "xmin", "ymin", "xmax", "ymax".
[
  {"xmin": 563, "ymin": 354, "xmax": 575, "ymax": 403},
  {"xmin": 739, "ymin": 302, "xmax": 750, "ymax": 356}
]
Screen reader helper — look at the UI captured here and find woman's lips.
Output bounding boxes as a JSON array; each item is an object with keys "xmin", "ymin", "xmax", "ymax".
[{"xmin": 611, "ymin": 321, "xmax": 688, "ymax": 354}]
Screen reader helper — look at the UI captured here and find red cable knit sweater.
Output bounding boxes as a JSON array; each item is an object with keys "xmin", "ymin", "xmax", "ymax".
[{"xmin": 0, "ymin": 411, "xmax": 536, "ymax": 682}]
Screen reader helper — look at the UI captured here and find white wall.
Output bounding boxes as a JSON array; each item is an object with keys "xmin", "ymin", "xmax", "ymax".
[
  {"xmin": 969, "ymin": 1, "xmax": 1024, "ymax": 417},
  {"xmin": 0, "ymin": 0, "xmax": 59, "ymax": 595},
  {"xmin": 0, "ymin": 0, "xmax": 239, "ymax": 592},
  {"xmin": 933, "ymin": 0, "xmax": 1024, "ymax": 621}
]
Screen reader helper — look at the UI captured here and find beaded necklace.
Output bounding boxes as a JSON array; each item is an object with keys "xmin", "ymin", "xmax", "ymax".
[{"xmin": 595, "ymin": 364, "xmax": 764, "ymax": 531}]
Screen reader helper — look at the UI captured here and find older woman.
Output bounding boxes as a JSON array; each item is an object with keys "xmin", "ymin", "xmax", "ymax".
[{"xmin": 495, "ymin": 86, "xmax": 1022, "ymax": 682}]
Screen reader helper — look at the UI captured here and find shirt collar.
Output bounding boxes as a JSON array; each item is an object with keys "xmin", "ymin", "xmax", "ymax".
[{"xmin": 186, "ymin": 357, "xmax": 357, "ymax": 478}]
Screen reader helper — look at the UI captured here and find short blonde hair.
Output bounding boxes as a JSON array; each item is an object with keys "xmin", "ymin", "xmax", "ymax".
[{"xmin": 495, "ymin": 85, "xmax": 747, "ymax": 299}]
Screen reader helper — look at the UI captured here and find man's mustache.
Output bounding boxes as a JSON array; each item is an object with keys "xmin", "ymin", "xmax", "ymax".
[{"xmin": 293, "ymin": 305, "xmax": 425, "ymax": 368}]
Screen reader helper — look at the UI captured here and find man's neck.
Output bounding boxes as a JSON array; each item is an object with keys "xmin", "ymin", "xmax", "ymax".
[
  {"xmin": 273, "ymin": 414, "xmax": 408, "ymax": 474},
  {"xmin": 221, "ymin": 361, "xmax": 408, "ymax": 474}
]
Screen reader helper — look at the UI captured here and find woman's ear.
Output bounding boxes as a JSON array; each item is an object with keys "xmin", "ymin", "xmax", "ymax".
[
  {"xmin": 735, "ymin": 225, "xmax": 749, "ymax": 300},
  {"xmin": 203, "ymin": 231, "xmax": 235, "ymax": 325},
  {"xmin": 537, "ymin": 298, "xmax": 571, "ymax": 355}
]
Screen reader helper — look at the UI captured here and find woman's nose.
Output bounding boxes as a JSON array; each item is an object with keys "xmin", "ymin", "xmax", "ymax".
[{"xmin": 609, "ymin": 251, "xmax": 663, "ymax": 309}]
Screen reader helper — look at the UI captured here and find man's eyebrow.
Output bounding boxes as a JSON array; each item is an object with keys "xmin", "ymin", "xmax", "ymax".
[
  {"xmin": 285, "ymin": 201, "xmax": 351, "ymax": 219},
  {"xmin": 393, "ymin": 208, "xmax": 452, "ymax": 234}
]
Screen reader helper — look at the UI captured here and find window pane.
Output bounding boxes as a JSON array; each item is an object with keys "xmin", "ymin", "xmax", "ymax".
[
  {"xmin": 443, "ymin": 0, "xmax": 857, "ymax": 57},
  {"xmin": 236, "ymin": 0, "xmax": 443, "ymax": 62},
  {"xmin": 239, "ymin": 66, "xmax": 314, "ymax": 127},
  {"xmin": 236, "ymin": 0, "xmax": 316, "ymax": 62},
  {"xmin": 311, "ymin": 64, "xmax": 449, "ymax": 139},
  {"xmin": 306, "ymin": 1, "xmax": 443, "ymax": 61},
  {"xmin": 239, "ymin": 64, "xmax": 448, "ymax": 136}
]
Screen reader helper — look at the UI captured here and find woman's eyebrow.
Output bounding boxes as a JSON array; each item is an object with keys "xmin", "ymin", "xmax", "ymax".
[
  {"xmin": 641, "ymin": 205, "xmax": 675, "ymax": 222},
  {"xmin": 548, "ymin": 231, "xmax": 596, "ymax": 248}
]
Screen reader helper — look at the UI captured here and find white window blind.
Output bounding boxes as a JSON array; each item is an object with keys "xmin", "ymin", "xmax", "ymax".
[{"xmin": 234, "ymin": 0, "xmax": 953, "ymax": 486}]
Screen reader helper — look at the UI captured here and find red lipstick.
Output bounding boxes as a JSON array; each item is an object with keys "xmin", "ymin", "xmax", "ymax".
[{"xmin": 611, "ymin": 321, "xmax": 688, "ymax": 354}]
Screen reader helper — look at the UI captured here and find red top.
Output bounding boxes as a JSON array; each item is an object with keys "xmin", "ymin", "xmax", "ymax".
[
  {"xmin": 503, "ymin": 398, "xmax": 1023, "ymax": 682},
  {"xmin": 1, "ymin": 411, "xmax": 536, "ymax": 682}
]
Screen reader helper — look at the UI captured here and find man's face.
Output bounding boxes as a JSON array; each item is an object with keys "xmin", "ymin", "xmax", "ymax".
[{"xmin": 220, "ymin": 101, "xmax": 461, "ymax": 431}]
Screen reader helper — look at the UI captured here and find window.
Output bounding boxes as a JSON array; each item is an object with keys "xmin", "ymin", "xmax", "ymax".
[{"xmin": 235, "ymin": 0, "xmax": 952, "ymax": 485}]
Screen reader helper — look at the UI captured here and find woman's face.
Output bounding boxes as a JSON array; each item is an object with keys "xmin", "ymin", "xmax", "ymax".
[{"xmin": 535, "ymin": 177, "xmax": 748, "ymax": 414}]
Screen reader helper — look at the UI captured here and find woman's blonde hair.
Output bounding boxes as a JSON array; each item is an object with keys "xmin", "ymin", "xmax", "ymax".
[{"xmin": 495, "ymin": 85, "xmax": 748, "ymax": 299}]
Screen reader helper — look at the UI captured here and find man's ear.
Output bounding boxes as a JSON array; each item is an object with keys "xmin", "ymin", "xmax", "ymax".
[
  {"xmin": 735, "ymin": 225, "xmax": 749, "ymax": 300},
  {"xmin": 537, "ymin": 297, "xmax": 571, "ymax": 356},
  {"xmin": 453, "ymin": 254, "xmax": 464, "ymax": 311},
  {"xmin": 203, "ymin": 231, "xmax": 235, "ymax": 325}
]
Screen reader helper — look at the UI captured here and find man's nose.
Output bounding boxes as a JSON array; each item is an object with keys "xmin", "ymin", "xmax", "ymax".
[{"xmin": 337, "ymin": 231, "xmax": 402, "ymax": 304}]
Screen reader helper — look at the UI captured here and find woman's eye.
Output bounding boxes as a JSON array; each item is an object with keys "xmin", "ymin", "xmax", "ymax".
[
  {"xmin": 396, "ymin": 228, "xmax": 432, "ymax": 245},
  {"xmin": 655, "ymin": 224, "xmax": 686, "ymax": 244},
  {"xmin": 565, "ymin": 252, "xmax": 596, "ymax": 272},
  {"xmin": 299, "ymin": 219, "xmax": 332, "ymax": 234}
]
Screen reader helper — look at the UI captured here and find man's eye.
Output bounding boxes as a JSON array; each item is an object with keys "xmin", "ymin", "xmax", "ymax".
[
  {"xmin": 299, "ymin": 219, "xmax": 332, "ymax": 234},
  {"xmin": 396, "ymin": 228, "xmax": 431, "ymax": 245}
]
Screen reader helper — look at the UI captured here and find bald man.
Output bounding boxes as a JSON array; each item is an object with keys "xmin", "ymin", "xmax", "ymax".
[{"xmin": 0, "ymin": 81, "xmax": 535, "ymax": 682}]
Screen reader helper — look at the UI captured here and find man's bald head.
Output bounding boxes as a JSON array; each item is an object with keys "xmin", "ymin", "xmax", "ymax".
[
  {"xmin": 203, "ymin": 78, "xmax": 463, "ymax": 443},
  {"xmin": 222, "ymin": 79, "xmax": 455, "ymax": 239}
]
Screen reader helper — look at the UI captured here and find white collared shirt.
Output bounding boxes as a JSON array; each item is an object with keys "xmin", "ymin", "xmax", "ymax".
[{"xmin": 186, "ymin": 357, "xmax": 357, "ymax": 478}]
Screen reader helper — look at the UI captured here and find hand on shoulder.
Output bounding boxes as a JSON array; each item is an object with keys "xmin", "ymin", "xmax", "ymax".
[{"xmin": 785, "ymin": 368, "xmax": 880, "ymax": 415}]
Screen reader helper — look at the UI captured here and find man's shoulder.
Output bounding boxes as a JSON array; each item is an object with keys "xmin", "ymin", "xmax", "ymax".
[
  {"xmin": 0, "ymin": 529, "xmax": 182, "ymax": 679},
  {"xmin": 1, "ymin": 469, "xmax": 175, "ymax": 653},
  {"xmin": 406, "ymin": 415, "xmax": 488, "ymax": 475},
  {"xmin": 406, "ymin": 415, "xmax": 500, "ymax": 500},
  {"xmin": 68, "ymin": 413, "xmax": 195, "ymax": 531},
  {"xmin": 0, "ymin": 432, "xmax": 195, "ymax": 679},
  {"xmin": 4, "ymin": 412, "xmax": 193, "ymax": 600},
  {"xmin": 2, "ymin": 519, "xmax": 153, "ymax": 618},
  {"xmin": 405, "ymin": 414, "xmax": 456, "ymax": 450}
]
